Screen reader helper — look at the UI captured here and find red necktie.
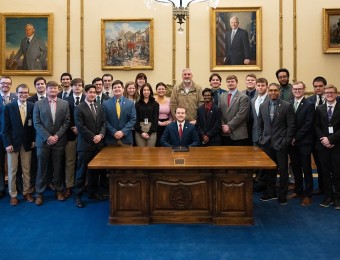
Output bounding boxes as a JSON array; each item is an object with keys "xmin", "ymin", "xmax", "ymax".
[
  {"xmin": 179, "ymin": 124, "xmax": 183, "ymax": 138},
  {"xmin": 227, "ymin": 93, "xmax": 232, "ymax": 106}
]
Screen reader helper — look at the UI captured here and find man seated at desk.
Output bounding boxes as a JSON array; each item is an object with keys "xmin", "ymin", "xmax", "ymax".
[{"xmin": 160, "ymin": 107, "xmax": 200, "ymax": 147}]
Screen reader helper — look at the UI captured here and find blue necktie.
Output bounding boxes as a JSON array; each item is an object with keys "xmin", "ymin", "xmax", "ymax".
[{"xmin": 328, "ymin": 106, "xmax": 333, "ymax": 121}]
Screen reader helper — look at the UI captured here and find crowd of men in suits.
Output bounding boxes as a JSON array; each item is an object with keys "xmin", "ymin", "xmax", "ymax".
[{"xmin": 0, "ymin": 67, "xmax": 339, "ymax": 209}]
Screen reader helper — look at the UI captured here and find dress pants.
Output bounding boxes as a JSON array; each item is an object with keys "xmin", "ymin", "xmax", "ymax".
[
  {"xmin": 312, "ymin": 148, "xmax": 324, "ymax": 191},
  {"xmin": 0, "ymin": 139, "xmax": 6, "ymax": 193},
  {"xmin": 318, "ymin": 148, "xmax": 340, "ymax": 200},
  {"xmin": 74, "ymin": 148, "xmax": 101, "ymax": 197},
  {"xmin": 290, "ymin": 145, "xmax": 313, "ymax": 197},
  {"xmin": 7, "ymin": 146, "xmax": 32, "ymax": 197},
  {"xmin": 262, "ymin": 146, "xmax": 289, "ymax": 198},
  {"xmin": 64, "ymin": 139, "xmax": 77, "ymax": 188},
  {"xmin": 35, "ymin": 145, "xmax": 65, "ymax": 194}
]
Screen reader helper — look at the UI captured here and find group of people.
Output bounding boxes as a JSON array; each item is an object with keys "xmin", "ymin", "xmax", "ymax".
[{"xmin": 0, "ymin": 67, "xmax": 339, "ymax": 210}]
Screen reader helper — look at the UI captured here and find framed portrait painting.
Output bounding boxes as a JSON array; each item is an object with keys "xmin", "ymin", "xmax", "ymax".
[
  {"xmin": 210, "ymin": 7, "xmax": 262, "ymax": 71},
  {"xmin": 323, "ymin": 8, "xmax": 340, "ymax": 54},
  {"xmin": 0, "ymin": 13, "xmax": 53, "ymax": 75},
  {"xmin": 101, "ymin": 19, "xmax": 154, "ymax": 70}
]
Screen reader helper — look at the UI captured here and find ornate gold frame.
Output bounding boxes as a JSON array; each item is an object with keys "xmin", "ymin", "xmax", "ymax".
[
  {"xmin": 323, "ymin": 8, "xmax": 340, "ymax": 54},
  {"xmin": 0, "ymin": 13, "xmax": 53, "ymax": 75},
  {"xmin": 101, "ymin": 18, "xmax": 154, "ymax": 70},
  {"xmin": 210, "ymin": 7, "xmax": 262, "ymax": 71}
]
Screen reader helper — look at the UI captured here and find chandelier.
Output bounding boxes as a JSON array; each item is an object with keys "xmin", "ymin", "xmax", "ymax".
[{"xmin": 145, "ymin": 0, "xmax": 219, "ymax": 32}]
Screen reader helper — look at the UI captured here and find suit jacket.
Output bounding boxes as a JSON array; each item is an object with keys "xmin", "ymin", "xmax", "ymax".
[
  {"xmin": 74, "ymin": 102, "xmax": 106, "ymax": 152},
  {"xmin": 251, "ymin": 95, "xmax": 269, "ymax": 143},
  {"xmin": 102, "ymin": 96, "xmax": 136, "ymax": 145},
  {"xmin": 66, "ymin": 94, "xmax": 85, "ymax": 141},
  {"xmin": 315, "ymin": 102, "xmax": 340, "ymax": 152},
  {"xmin": 97, "ymin": 93, "xmax": 110, "ymax": 104},
  {"xmin": 219, "ymin": 90, "xmax": 249, "ymax": 140},
  {"xmin": 0, "ymin": 93, "xmax": 18, "ymax": 135},
  {"xmin": 291, "ymin": 98, "xmax": 315, "ymax": 146},
  {"xmin": 212, "ymin": 88, "xmax": 227, "ymax": 106},
  {"xmin": 27, "ymin": 94, "xmax": 46, "ymax": 103},
  {"xmin": 225, "ymin": 28, "xmax": 250, "ymax": 65},
  {"xmin": 57, "ymin": 90, "xmax": 73, "ymax": 99},
  {"xmin": 2, "ymin": 101, "xmax": 35, "ymax": 152},
  {"xmin": 13, "ymin": 35, "xmax": 47, "ymax": 70},
  {"xmin": 196, "ymin": 103, "xmax": 221, "ymax": 145},
  {"xmin": 160, "ymin": 121, "xmax": 200, "ymax": 147},
  {"xmin": 33, "ymin": 97, "xmax": 70, "ymax": 147},
  {"xmin": 258, "ymin": 98, "xmax": 295, "ymax": 150}
]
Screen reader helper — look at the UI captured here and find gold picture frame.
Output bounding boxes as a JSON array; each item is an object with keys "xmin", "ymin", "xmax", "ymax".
[
  {"xmin": 0, "ymin": 13, "xmax": 53, "ymax": 75},
  {"xmin": 101, "ymin": 18, "xmax": 154, "ymax": 70},
  {"xmin": 210, "ymin": 7, "xmax": 262, "ymax": 71},
  {"xmin": 323, "ymin": 8, "xmax": 340, "ymax": 54}
]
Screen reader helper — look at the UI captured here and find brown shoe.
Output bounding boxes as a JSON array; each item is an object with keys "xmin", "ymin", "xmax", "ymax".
[
  {"xmin": 64, "ymin": 188, "xmax": 72, "ymax": 198},
  {"xmin": 301, "ymin": 197, "xmax": 312, "ymax": 206},
  {"xmin": 55, "ymin": 191, "xmax": 66, "ymax": 201},
  {"xmin": 35, "ymin": 194, "xmax": 43, "ymax": 206},
  {"xmin": 287, "ymin": 192, "xmax": 303, "ymax": 199},
  {"xmin": 23, "ymin": 193, "xmax": 35, "ymax": 203},
  {"xmin": 10, "ymin": 197, "xmax": 19, "ymax": 206}
]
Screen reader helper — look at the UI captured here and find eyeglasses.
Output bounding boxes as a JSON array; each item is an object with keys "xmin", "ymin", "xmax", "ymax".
[
  {"xmin": 292, "ymin": 88, "xmax": 304, "ymax": 91},
  {"xmin": 0, "ymin": 82, "xmax": 11, "ymax": 85}
]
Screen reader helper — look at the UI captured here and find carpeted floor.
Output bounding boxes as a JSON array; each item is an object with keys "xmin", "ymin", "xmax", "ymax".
[{"xmin": 1, "ymin": 188, "xmax": 339, "ymax": 260}]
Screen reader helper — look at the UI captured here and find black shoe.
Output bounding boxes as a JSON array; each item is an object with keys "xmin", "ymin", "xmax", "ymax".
[
  {"xmin": 320, "ymin": 197, "xmax": 334, "ymax": 207},
  {"xmin": 88, "ymin": 193, "xmax": 105, "ymax": 200},
  {"xmin": 260, "ymin": 194, "xmax": 278, "ymax": 201},
  {"xmin": 74, "ymin": 197, "xmax": 84, "ymax": 208},
  {"xmin": 0, "ymin": 190, "xmax": 5, "ymax": 199},
  {"xmin": 313, "ymin": 189, "xmax": 324, "ymax": 195},
  {"xmin": 278, "ymin": 197, "xmax": 287, "ymax": 205},
  {"xmin": 253, "ymin": 183, "xmax": 266, "ymax": 192}
]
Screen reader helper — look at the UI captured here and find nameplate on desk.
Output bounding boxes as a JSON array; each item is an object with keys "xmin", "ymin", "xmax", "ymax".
[
  {"xmin": 172, "ymin": 146, "xmax": 189, "ymax": 152},
  {"xmin": 174, "ymin": 158, "xmax": 185, "ymax": 165}
]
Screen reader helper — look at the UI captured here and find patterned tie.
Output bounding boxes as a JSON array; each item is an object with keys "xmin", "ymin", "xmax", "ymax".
[
  {"xmin": 75, "ymin": 96, "xmax": 80, "ymax": 106},
  {"xmin": 96, "ymin": 96, "xmax": 101, "ymax": 104},
  {"xmin": 19, "ymin": 104, "xmax": 26, "ymax": 125},
  {"xmin": 294, "ymin": 101, "xmax": 299, "ymax": 112},
  {"xmin": 90, "ymin": 103, "xmax": 96, "ymax": 118},
  {"xmin": 116, "ymin": 98, "xmax": 121, "ymax": 119},
  {"xmin": 179, "ymin": 123, "xmax": 183, "ymax": 139},
  {"xmin": 328, "ymin": 106, "xmax": 333, "ymax": 121}
]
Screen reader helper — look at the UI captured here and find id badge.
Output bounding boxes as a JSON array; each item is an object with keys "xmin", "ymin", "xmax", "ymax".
[
  {"xmin": 329, "ymin": 126, "xmax": 334, "ymax": 134},
  {"xmin": 144, "ymin": 118, "xmax": 149, "ymax": 125}
]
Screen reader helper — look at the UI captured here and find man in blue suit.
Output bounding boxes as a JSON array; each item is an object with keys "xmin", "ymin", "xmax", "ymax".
[
  {"xmin": 33, "ymin": 81, "xmax": 70, "ymax": 205},
  {"xmin": 160, "ymin": 107, "xmax": 200, "ymax": 147},
  {"xmin": 2, "ymin": 84, "xmax": 35, "ymax": 205},
  {"xmin": 102, "ymin": 80, "xmax": 136, "ymax": 146},
  {"xmin": 0, "ymin": 76, "xmax": 18, "ymax": 199},
  {"xmin": 224, "ymin": 16, "xmax": 250, "ymax": 65}
]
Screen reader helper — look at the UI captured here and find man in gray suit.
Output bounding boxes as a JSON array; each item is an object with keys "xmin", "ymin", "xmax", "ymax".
[
  {"xmin": 258, "ymin": 83, "xmax": 295, "ymax": 205},
  {"xmin": 13, "ymin": 24, "xmax": 47, "ymax": 70},
  {"xmin": 219, "ymin": 75, "xmax": 249, "ymax": 146},
  {"xmin": 33, "ymin": 81, "xmax": 70, "ymax": 206}
]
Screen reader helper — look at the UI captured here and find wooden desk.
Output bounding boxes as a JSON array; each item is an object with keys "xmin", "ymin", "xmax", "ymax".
[{"xmin": 88, "ymin": 146, "xmax": 276, "ymax": 225}]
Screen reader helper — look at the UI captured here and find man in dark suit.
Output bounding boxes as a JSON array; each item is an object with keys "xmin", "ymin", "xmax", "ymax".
[
  {"xmin": 64, "ymin": 78, "xmax": 85, "ymax": 198},
  {"xmin": 306, "ymin": 76, "xmax": 327, "ymax": 195},
  {"xmin": 57, "ymin": 73, "xmax": 73, "ymax": 100},
  {"xmin": 0, "ymin": 76, "xmax": 18, "ymax": 199},
  {"xmin": 315, "ymin": 84, "xmax": 340, "ymax": 209},
  {"xmin": 219, "ymin": 75, "xmax": 249, "ymax": 146},
  {"xmin": 92, "ymin": 77, "xmax": 110, "ymax": 104},
  {"xmin": 258, "ymin": 83, "xmax": 295, "ymax": 205},
  {"xmin": 242, "ymin": 74, "xmax": 257, "ymax": 145},
  {"xmin": 161, "ymin": 107, "xmax": 200, "ymax": 147},
  {"xmin": 287, "ymin": 81, "xmax": 315, "ymax": 206},
  {"xmin": 73, "ymin": 84, "xmax": 106, "ymax": 208},
  {"xmin": 12, "ymin": 24, "xmax": 47, "ymax": 70},
  {"xmin": 103, "ymin": 80, "xmax": 136, "ymax": 146},
  {"xmin": 224, "ymin": 16, "xmax": 250, "ymax": 65},
  {"xmin": 33, "ymin": 81, "xmax": 70, "ymax": 206},
  {"xmin": 2, "ymin": 84, "xmax": 35, "ymax": 205},
  {"xmin": 196, "ymin": 88, "xmax": 221, "ymax": 146}
]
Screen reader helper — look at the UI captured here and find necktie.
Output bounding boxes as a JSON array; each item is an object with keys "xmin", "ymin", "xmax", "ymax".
[
  {"xmin": 19, "ymin": 104, "xmax": 26, "ymax": 125},
  {"xmin": 270, "ymin": 101, "xmax": 276, "ymax": 122},
  {"xmin": 255, "ymin": 97, "xmax": 262, "ymax": 116},
  {"xmin": 25, "ymin": 38, "xmax": 30, "ymax": 52},
  {"xmin": 227, "ymin": 93, "xmax": 232, "ymax": 106},
  {"xmin": 116, "ymin": 98, "xmax": 121, "ymax": 119},
  {"xmin": 90, "ymin": 103, "xmax": 96, "ymax": 118},
  {"xmin": 318, "ymin": 94, "xmax": 323, "ymax": 106},
  {"xmin": 62, "ymin": 92, "xmax": 67, "ymax": 100},
  {"xmin": 179, "ymin": 123, "xmax": 183, "ymax": 139},
  {"xmin": 75, "ymin": 97, "xmax": 80, "ymax": 106},
  {"xmin": 328, "ymin": 106, "xmax": 333, "ymax": 121},
  {"xmin": 50, "ymin": 100, "xmax": 56, "ymax": 123},
  {"xmin": 231, "ymin": 30, "xmax": 236, "ymax": 43},
  {"xmin": 106, "ymin": 92, "xmax": 110, "ymax": 96},
  {"xmin": 96, "ymin": 96, "xmax": 101, "ymax": 104},
  {"xmin": 2, "ymin": 96, "xmax": 9, "ymax": 105},
  {"xmin": 40, "ymin": 96, "xmax": 45, "ymax": 100},
  {"xmin": 294, "ymin": 101, "xmax": 299, "ymax": 112}
]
